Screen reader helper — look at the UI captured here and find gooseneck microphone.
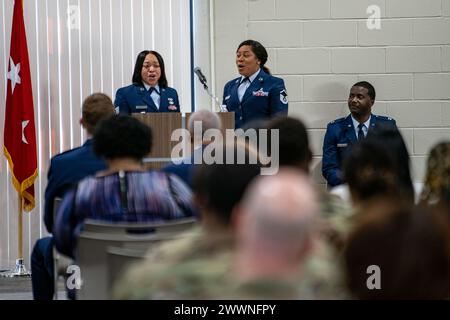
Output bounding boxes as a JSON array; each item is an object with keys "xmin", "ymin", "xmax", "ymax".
[
  {"xmin": 193, "ymin": 66, "xmax": 227, "ymax": 112},
  {"xmin": 194, "ymin": 67, "xmax": 208, "ymax": 89}
]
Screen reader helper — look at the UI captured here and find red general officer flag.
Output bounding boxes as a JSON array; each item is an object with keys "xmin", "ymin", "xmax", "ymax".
[{"xmin": 3, "ymin": 0, "xmax": 38, "ymax": 212}]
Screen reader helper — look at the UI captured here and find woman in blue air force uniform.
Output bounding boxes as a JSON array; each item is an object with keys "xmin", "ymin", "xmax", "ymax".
[
  {"xmin": 222, "ymin": 40, "xmax": 288, "ymax": 129},
  {"xmin": 114, "ymin": 50, "xmax": 180, "ymax": 114}
]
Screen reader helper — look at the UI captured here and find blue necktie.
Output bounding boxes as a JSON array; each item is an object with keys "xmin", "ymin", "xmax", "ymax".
[
  {"xmin": 358, "ymin": 123, "xmax": 365, "ymax": 141},
  {"xmin": 238, "ymin": 78, "xmax": 250, "ymax": 102}
]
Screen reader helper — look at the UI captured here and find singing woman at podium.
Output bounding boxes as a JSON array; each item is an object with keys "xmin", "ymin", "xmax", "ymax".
[
  {"xmin": 114, "ymin": 50, "xmax": 180, "ymax": 114},
  {"xmin": 222, "ymin": 40, "xmax": 288, "ymax": 129}
]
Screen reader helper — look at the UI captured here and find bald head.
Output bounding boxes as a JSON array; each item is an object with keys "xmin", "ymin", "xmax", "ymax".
[
  {"xmin": 188, "ymin": 110, "xmax": 222, "ymax": 137},
  {"xmin": 237, "ymin": 169, "xmax": 319, "ymax": 261}
]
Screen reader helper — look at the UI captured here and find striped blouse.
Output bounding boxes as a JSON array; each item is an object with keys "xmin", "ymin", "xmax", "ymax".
[{"xmin": 53, "ymin": 170, "xmax": 196, "ymax": 257}]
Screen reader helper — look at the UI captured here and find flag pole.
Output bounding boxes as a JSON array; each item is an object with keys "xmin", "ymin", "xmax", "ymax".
[
  {"xmin": 0, "ymin": 194, "xmax": 30, "ymax": 277},
  {"xmin": 18, "ymin": 194, "xmax": 23, "ymax": 259}
]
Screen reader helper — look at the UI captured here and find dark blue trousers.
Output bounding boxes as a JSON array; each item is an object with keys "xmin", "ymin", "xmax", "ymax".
[{"xmin": 31, "ymin": 236, "xmax": 55, "ymax": 300}]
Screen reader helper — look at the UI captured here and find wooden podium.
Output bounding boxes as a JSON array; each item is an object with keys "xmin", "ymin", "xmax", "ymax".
[{"xmin": 133, "ymin": 112, "xmax": 235, "ymax": 169}]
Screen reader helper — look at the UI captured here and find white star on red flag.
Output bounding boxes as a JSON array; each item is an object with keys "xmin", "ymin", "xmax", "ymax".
[{"xmin": 7, "ymin": 56, "xmax": 21, "ymax": 94}]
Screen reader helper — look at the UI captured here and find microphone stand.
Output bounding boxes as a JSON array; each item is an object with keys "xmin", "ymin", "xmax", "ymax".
[{"xmin": 198, "ymin": 80, "xmax": 227, "ymax": 112}]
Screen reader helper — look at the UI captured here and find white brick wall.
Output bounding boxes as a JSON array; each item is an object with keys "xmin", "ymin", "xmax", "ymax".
[
  {"xmin": 248, "ymin": 21, "xmax": 302, "ymax": 47},
  {"xmin": 277, "ymin": 49, "xmax": 330, "ymax": 74},
  {"xmin": 414, "ymin": 74, "xmax": 450, "ymax": 99},
  {"xmin": 357, "ymin": 20, "xmax": 414, "ymax": 46},
  {"xmin": 443, "ymin": 46, "xmax": 450, "ymax": 71},
  {"xmin": 211, "ymin": 0, "xmax": 450, "ymax": 184},
  {"xmin": 276, "ymin": 0, "xmax": 330, "ymax": 20},
  {"xmin": 358, "ymin": 74, "xmax": 413, "ymax": 100},
  {"xmin": 445, "ymin": 0, "xmax": 450, "ymax": 16},
  {"xmin": 386, "ymin": 0, "xmax": 441, "ymax": 18},
  {"xmin": 413, "ymin": 19, "xmax": 450, "ymax": 45},
  {"xmin": 331, "ymin": 0, "xmax": 386, "ymax": 19},
  {"xmin": 248, "ymin": 0, "xmax": 275, "ymax": 20},
  {"xmin": 386, "ymin": 46, "xmax": 441, "ymax": 73},
  {"xmin": 303, "ymin": 21, "xmax": 357, "ymax": 47},
  {"xmin": 332, "ymin": 48, "xmax": 385, "ymax": 73}
]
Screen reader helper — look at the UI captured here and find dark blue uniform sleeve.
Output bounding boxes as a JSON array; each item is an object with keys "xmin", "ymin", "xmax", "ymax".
[
  {"xmin": 53, "ymin": 187, "xmax": 82, "ymax": 259},
  {"xmin": 43, "ymin": 162, "xmax": 56, "ymax": 233},
  {"xmin": 114, "ymin": 88, "xmax": 131, "ymax": 114},
  {"xmin": 269, "ymin": 78, "xmax": 288, "ymax": 117},
  {"xmin": 322, "ymin": 124, "xmax": 343, "ymax": 187}
]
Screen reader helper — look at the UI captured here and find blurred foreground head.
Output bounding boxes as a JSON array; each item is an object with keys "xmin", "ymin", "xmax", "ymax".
[
  {"xmin": 235, "ymin": 169, "xmax": 319, "ymax": 279},
  {"xmin": 344, "ymin": 199, "xmax": 450, "ymax": 299}
]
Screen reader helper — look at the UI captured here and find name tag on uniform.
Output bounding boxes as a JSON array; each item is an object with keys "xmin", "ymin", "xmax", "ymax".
[
  {"xmin": 224, "ymin": 95, "xmax": 231, "ymax": 101},
  {"xmin": 337, "ymin": 143, "xmax": 348, "ymax": 148},
  {"xmin": 136, "ymin": 105, "xmax": 147, "ymax": 110}
]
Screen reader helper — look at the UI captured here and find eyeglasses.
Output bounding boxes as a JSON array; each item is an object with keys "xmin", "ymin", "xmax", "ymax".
[{"xmin": 142, "ymin": 64, "xmax": 160, "ymax": 69}]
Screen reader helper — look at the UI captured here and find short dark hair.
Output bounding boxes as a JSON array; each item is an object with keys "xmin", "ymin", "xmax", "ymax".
[
  {"xmin": 237, "ymin": 40, "xmax": 270, "ymax": 75},
  {"xmin": 132, "ymin": 50, "xmax": 168, "ymax": 88},
  {"xmin": 267, "ymin": 116, "xmax": 311, "ymax": 170},
  {"xmin": 93, "ymin": 114, "xmax": 152, "ymax": 160},
  {"xmin": 81, "ymin": 93, "xmax": 115, "ymax": 135},
  {"xmin": 343, "ymin": 139, "xmax": 401, "ymax": 201},
  {"xmin": 352, "ymin": 81, "xmax": 376, "ymax": 101},
  {"xmin": 192, "ymin": 143, "xmax": 261, "ymax": 224},
  {"xmin": 366, "ymin": 124, "xmax": 414, "ymax": 201}
]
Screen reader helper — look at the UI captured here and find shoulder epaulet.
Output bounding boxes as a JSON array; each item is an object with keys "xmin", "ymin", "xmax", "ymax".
[
  {"xmin": 374, "ymin": 115, "xmax": 394, "ymax": 121},
  {"xmin": 329, "ymin": 117, "xmax": 346, "ymax": 125}
]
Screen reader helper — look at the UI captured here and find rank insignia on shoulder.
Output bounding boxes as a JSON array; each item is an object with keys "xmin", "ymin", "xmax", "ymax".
[{"xmin": 280, "ymin": 89, "xmax": 288, "ymax": 104}]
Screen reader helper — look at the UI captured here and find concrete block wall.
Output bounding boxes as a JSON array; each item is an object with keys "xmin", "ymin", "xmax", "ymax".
[{"xmin": 213, "ymin": 0, "xmax": 450, "ymax": 185}]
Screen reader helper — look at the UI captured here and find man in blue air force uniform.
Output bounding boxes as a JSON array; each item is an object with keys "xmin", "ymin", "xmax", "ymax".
[
  {"xmin": 31, "ymin": 93, "xmax": 115, "ymax": 300},
  {"xmin": 322, "ymin": 81, "xmax": 397, "ymax": 187},
  {"xmin": 222, "ymin": 40, "xmax": 288, "ymax": 129}
]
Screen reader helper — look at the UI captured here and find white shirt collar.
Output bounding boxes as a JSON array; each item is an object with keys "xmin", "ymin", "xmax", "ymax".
[
  {"xmin": 240, "ymin": 68, "xmax": 261, "ymax": 84},
  {"xmin": 351, "ymin": 115, "xmax": 371, "ymax": 130},
  {"xmin": 143, "ymin": 83, "xmax": 160, "ymax": 93}
]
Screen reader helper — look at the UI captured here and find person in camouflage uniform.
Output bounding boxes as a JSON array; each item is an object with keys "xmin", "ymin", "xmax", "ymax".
[{"xmin": 114, "ymin": 142, "xmax": 261, "ymax": 299}]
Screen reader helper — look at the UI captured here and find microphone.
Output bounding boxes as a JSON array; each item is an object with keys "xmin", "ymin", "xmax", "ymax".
[{"xmin": 194, "ymin": 67, "xmax": 208, "ymax": 88}]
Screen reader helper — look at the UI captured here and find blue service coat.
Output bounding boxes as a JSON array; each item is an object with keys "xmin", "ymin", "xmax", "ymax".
[
  {"xmin": 222, "ymin": 69, "xmax": 288, "ymax": 128},
  {"xmin": 322, "ymin": 114, "xmax": 397, "ymax": 187},
  {"xmin": 44, "ymin": 139, "xmax": 106, "ymax": 233},
  {"xmin": 114, "ymin": 83, "xmax": 180, "ymax": 114}
]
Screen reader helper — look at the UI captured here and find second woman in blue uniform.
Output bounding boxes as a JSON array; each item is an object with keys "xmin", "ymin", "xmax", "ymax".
[
  {"xmin": 115, "ymin": 50, "xmax": 180, "ymax": 114},
  {"xmin": 222, "ymin": 40, "xmax": 288, "ymax": 128}
]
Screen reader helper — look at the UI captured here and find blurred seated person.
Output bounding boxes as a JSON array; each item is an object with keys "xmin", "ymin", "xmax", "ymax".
[
  {"xmin": 344, "ymin": 199, "xmax": 450, "ymax": 299},
  {"xmin": 322, "ymin": 81, "xmax": 397, "ymax": 187},
  {"xmin": 54, "ymin": 115, "xmax": 195, "ymax": 259},
  {"xmin": 419, "ymin": 141, "xmax": 450, "ymax": 210},
  {"xmin": 114, "ymin": 142, "xmax": 261, "ymax": 299},
  {"xmin": 227, "ymin": 169, "xmax": 347, "ymax": 299},
  {"xmin": 162, "ymin": 110, "xmax": 222, "ymax": 187},
  {"xmin": 114, "ymin": 50, "xmax": 180, "ymax": 114},
  {"xmin": 31, "ymin": 92, "xmax": 115, "ymax": 300},
  {"xmin": 331, "ymin": 125, "xmax": 414, "ymax": 204}
]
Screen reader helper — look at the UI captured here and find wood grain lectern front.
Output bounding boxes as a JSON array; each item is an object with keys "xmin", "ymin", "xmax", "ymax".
[{"xmin": 133, "ymin": 112, "xmax": 235, "ymax": 170}]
